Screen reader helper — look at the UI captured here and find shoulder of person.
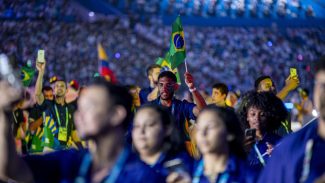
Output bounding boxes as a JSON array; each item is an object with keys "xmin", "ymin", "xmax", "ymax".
[
  {"xmin": 274, "ymin": 120, "xmax": 318, "ymax": 154},
  {"xmin": 121, "ymin": 152, "xmax": 165, "ymax": 183}
]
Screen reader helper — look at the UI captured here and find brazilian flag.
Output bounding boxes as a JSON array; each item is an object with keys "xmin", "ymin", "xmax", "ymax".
[
  {"xmin": 41, "ymin": 115, "xmax": 58, "ymax": 148},
  {"xmin": 155, "ymin": 53, "xmax": 181, "ymax": 85},
  {"xmin": 21, "ymin": 66, "xmax": 35, "ymax": 87},
  {"xmin": 169, "ymin": 16, "xmax": 186, "ymax": 69}
]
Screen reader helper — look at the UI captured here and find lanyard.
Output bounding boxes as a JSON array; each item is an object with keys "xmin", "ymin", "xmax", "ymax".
[
  {"xmin": 12, "ymin": 111, "xmax": 18, "ymax": 124},
  {"xmin": 54, "ymin": 104, "xmax": 69, "ymax": 128},
  {"xmin": 75, "ymin": 148, "xmax": 130, "ymax": 183},
  {"xmin": 281, "ymin": 121, "xmax": 290, "ymax": 134},
  {"xmin": 299, "ymin": 139, "xmax": 314, "ymax": 183},
  {"xmin": 192, "ymin": 160, "xmax": 229, "ymax": 183},
  {"xmin": 254, "ymin": 143, "xmax": 266, "ymax": 166}
]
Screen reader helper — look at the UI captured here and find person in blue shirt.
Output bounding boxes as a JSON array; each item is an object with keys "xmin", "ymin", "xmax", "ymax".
[
  {"xmin": 132, "ymin": 104, "xmax": 194, "ymax": 178},
  {"xmin": 139, "ymin": 64, "xmax": 162, "ymax": 105},
  {"xmin": 236, "ymin": 91, "xmax": 288, "ymax": 171},
  {"xmin": 0, "ymin": 78, "xmax": 164, "ymax": 183},
  {"xmin": 167, "ymin": 105, "xmax": 257, "ymax": 183},
  {"xmin": 258, "ymin": 57, "xmax": 325, "ymax": 183},
  {"xmin": 150, "ymin": 71, "xmax": 206, "ymax": 144}
]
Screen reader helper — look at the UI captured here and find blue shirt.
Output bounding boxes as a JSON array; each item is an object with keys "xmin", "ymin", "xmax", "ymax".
[
  {"xmin": 23, "ymin": 149, "xmax": 165, "ymax": 183},
  {"xmin": 258, "ymin": 120, "xmax": 325, "ymax": 183},
  {"xmin": 150, "ymin": 98, "xmax": 196, "ymax": 141},
  {"xmin": 139, "ymin": 87, "xmax": 153, "ymax": 105},
  {"xmin": 247, "ymin": 133, "xmax": 282, "ymax": 171},
  {"xmin": 192, "ymin": 156, "xmax": 257, "ymax": 183},
  {"xmin": 144, "ymin": 151, "xmax": 194, "ymax": 178}
]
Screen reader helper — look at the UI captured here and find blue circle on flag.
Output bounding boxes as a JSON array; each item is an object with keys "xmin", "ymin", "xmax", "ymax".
[{"xmin": 173, "ymin": 34, "xmax": 184, "ymax": 49}]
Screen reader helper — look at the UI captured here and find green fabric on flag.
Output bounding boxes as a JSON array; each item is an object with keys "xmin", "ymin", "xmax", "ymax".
[
  {"xmin": 155, "ymin": 56, "xmax": 181, "ymax": 85},
  {"xmin": 169, "ymin": 16, "xmax": 186, "ymax": 69},
  {"xmin": 30, "ymin": 134, "xmax": 43, "ymax": 153},
  {"xmin": 21, "ymin": 66, "xmax": 35, "ymax": 87},
  {"xmin": 42, "ymin": 126, "xmax": 54, "ymax": 148}
]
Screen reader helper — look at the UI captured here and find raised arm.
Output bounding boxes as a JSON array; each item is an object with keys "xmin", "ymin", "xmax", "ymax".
[
  {"xmin": 35, "ymin": 62, "xmax": 46, "ymax": 105},
  {"xmin": 184, "ymin": 72, "xmax": 206, "ymax": 117},
  {"xmin": 277, "ymin": 76, "xmax": 299, "ymax": 101}
]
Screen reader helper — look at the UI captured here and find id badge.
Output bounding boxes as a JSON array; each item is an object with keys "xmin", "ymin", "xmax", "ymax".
[{"xmin": 58, "ymin": 127, "xmax": 68, "ymax": 141}]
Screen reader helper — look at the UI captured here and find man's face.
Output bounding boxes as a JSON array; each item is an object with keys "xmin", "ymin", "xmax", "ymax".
[
  {"xmin": 314, "ymin": 71, "xmax": 325, "ymax": 119},
  {"xmin": 158, "ymin": 77, "xmax": 176, "ymax": 100},
  {"xmin": 212, "ymin": 88, "xmax": 226, "ymax": 105},
  {"xmin": 54, "ymin": 81, "xmax": 67, "ymax": 97},
  {"xmin": 258, "ymin": 78, "xmax": 274, "ymax": 92},
  {"xmin": 74, "ymin": 86, "xmax": 111, "ymax": 140},
  {"xmin": 149, "ymin": 68, "xmax": 161, "ymax": 85},
  {"xmin": 43, "ymin": 90, "xmax": 54, "ymax": 100}
]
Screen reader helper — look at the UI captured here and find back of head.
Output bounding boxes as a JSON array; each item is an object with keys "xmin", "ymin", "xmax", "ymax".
[
  {"xmin": 90, "ymin": 77, "xmax": 133, "ymax": 130},
  {"xmin": 146, "ymin": 64, "xmax": 161, "ymax": 77},
  {"xmin": 201, "ymin": 105, "xmax": 246, "ymax": 159},
  {"xmin": 158, "ymin": 71, "xmax": 177, "ymax": 83},
  {"xmin": 212, "ymin": 83, "xmax": 229, "ymax": 96},
  {"xmin": 254, "ymin": 75, "xmax": 272, "ymax": 91},
  {"xmin": 42, "ymin": 85, "xmax": 53, "ymax": 92}
]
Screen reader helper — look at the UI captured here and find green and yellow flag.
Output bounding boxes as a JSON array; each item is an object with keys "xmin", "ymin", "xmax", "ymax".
[
  {"xmin": 169, "ymin": 16, "xmax": 186, "ymax": 69},
  {"xmin": 156, "ymin": 53, "xmax": 181, "ymax": 85},
  {"xmin": 21, "ymin": 66, "xmax": 35, "ymax": 87}
]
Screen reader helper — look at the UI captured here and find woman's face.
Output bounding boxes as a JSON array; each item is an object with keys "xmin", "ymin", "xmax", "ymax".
[
  {"xmin": 246, "ymin": 106, "xmax": 267, "ymax": 131},
  {"xmin": 132, "ymin": 108, "xmax": 166, "ymax": 156},
  {"xmin": 195, "ymin": 110, "xmax": 228, "ymax": 155}
]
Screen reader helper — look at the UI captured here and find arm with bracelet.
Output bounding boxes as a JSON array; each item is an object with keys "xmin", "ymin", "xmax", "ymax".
[
  {"xmin": 35, "ymin": 50, "xmax": 46, "ymax": 105},
  {"xmin": 184, "ymin": 72, "xmax": 206, "ymax": 117}
]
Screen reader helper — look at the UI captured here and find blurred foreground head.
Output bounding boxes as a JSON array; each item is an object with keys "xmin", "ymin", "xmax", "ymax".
[
  {"xmin": 314, "ymin": 56, "xmax": 325, "ymax": 120},
  {"xmin": 74, "ymin": 78, "xmax": 132, "ymax": 140}
]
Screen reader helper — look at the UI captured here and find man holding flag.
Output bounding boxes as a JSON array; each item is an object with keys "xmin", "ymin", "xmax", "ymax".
[{"xmin": 151, "ymin": 16, "xmax": 206, "ymax": 151}]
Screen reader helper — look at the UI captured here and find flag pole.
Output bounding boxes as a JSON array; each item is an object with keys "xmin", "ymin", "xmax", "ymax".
[{"xmin": 185, "ymin": 59, "xmax": 188, "ymax": 72}]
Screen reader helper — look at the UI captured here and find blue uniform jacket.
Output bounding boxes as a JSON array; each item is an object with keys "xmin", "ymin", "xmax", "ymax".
[
  {"xmin": 192, "ymin": 155, "xmax": 257, "ymax": 183},
  {"xmin": 247, "ymin": 132, "xmax": 282, "ymax": 172},
  {"xmin": 144, "ymin": 151, "xmax": 194, "ymax": 179},
  {"xmin": 23, "ymin": 148, "xmax": 165, "ymax": 183},
  {"xmin": 150, "ymin": 97, "xmax": 196, "ymax": 142},
  {"xmin": 258, "ymin": 120, "xmax": 325, "ymax": 183}
]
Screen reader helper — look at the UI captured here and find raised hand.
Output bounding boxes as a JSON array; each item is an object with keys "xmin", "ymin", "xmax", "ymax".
[
  {"xmin": 184, "ymin": 72, "xmax": 195, "ymax": 90},
  {"xmin": 36, "ymin": 61, "xmax": 46, "ymax": 73},
  {"xmin": 285, "ymin": 75, "xmax": 299, "ymax": 91}
]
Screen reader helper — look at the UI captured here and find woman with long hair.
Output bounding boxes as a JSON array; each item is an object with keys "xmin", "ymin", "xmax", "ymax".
[{"xmin": 167, "ymin": 105, "xmax": 256, "ymax": 183}]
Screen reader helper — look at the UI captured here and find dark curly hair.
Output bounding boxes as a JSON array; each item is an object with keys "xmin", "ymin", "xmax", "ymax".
[
  {"xmin": 200, "ymin": 105, "xmax": 246, "ymax": 159},
  {"xmin": 236, "ymin": 91, "xmax": 288, "ymax": 132}
]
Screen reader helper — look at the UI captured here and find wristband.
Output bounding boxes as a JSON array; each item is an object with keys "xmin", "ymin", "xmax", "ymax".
[{"xmin": 189, "ymin": 87, "xmax": 197, "ymax": 92}]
